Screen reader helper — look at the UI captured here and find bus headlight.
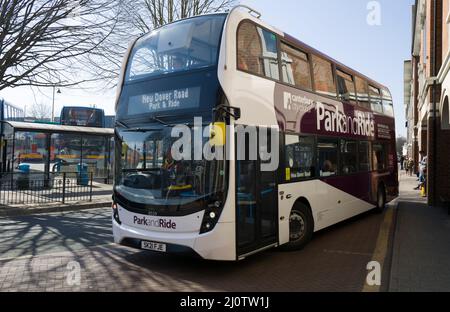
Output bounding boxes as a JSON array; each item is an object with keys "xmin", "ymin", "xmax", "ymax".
[
  {"xmin": 112, "ymin": 203, "xmax": 122, "ymax": 225},
  {"xmin": 200, "ymin": 201, "xmax": 223, "ymax": 234}
]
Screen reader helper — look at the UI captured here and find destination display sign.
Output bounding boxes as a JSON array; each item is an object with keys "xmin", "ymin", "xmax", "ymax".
[{"xmin": 128, "ymin": 87, "xmax": 201, "ymax": 115}]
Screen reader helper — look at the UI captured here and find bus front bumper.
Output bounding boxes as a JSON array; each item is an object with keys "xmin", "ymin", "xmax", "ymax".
[{"xmin": 112, "ymin": 217, "xmax": 236, "ymax": 261}]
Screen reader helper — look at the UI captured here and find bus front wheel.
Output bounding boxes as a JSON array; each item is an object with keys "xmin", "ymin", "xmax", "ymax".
[{"xmin": 280, "ymin": 203, "xmax": 314, "ymax": 251}]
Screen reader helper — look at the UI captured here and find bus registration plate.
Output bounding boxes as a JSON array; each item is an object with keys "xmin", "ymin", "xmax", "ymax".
[{"xmin": 141, "ymin": 241, "xmax": 167, "ymax": 253}]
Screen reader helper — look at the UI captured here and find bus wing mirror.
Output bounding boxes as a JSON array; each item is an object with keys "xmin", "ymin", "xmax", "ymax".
[
  {"xmin": 214, "ymin": 105, "xmax": 241, "ymax": 121},
  {"xmin": 233, "ymin": 107, "xmax": 241, "ymax": 120}
]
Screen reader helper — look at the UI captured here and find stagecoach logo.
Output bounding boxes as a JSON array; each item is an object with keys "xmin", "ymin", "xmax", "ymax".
[
  {"xmin": 133, "ymin": 216, "xmax": 177, "ymax": 230},
  {"xmin": 283, "ymin": 92, "xmax": 315, "ymax": 113},
  {"xmin": 316, "ymin": 102, "xmax": 375, "ymax": 137}
]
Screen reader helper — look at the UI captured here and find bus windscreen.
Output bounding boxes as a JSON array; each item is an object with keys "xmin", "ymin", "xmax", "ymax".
[{"xmin": 125, "ymin": 14, "xmax": 226, "ymax": 82}]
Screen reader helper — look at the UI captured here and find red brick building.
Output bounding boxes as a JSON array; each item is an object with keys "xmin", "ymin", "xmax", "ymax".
[{"xmin": 404, "ymin": 0, "xmax": 450, "ymax": 206}]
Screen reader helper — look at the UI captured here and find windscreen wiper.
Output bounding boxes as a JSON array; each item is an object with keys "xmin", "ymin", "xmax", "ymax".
[
  {"xmin": 115, "ymin": 120, "xmax": 129, "ymax": 129},
  {"xmin": 149, "ymin": 116, "xmax": 172, "ymax": 127}
]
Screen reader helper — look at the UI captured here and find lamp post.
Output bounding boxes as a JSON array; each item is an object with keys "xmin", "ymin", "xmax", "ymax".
[{"xmin": 51, "ymin": 85, "xmax": 61, "ymax": 123}]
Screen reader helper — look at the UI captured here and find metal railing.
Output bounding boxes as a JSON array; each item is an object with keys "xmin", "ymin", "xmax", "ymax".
[{"xmin": 0, "ymin": 172, "xmax": 93, "ymax": 206}]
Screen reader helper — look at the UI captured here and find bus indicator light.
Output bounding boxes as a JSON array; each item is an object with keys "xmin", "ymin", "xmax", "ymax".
[
  {"xmin": 285, "ymin": 168, "xmax": 291, "ymax": 181},
  {"xmin": 210, "ymin": 122, "xmax": 226, "ymax": 146}
]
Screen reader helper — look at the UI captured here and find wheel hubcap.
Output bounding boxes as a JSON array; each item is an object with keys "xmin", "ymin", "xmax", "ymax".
[{"xmin": 289, "ymin": 212, "xmax": 305, "ymax": 241}]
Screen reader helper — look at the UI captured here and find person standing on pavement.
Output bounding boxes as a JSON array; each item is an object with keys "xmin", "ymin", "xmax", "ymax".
[
  {"xmin": 400, "ymin": 155, "xmax": 405, "ymax": 170},
  {"xmin": 414, "ymin": 151, "xmax": 427, "ymax": 190}
]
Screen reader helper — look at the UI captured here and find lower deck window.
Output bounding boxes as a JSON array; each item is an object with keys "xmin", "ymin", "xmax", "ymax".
[
  {"xmin": 340, "ymin": 139, "xmax": 357, "ymax": 175},
  {"xmin": 372, "ymin": 143, "xmax": 387, "ymax": 171},
  {"xmin": 317, "ymin": 139, "xmax": 338, "ymax": 177},
  {"xmin": 284, "ymin": 135, "xmax": 315, "ymax": 181},
  {"xmin": 359, "ymin": 141, "xmax": 371, "ymax": 172}
]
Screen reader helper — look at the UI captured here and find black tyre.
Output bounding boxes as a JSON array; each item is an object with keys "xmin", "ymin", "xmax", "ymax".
[
  {"xmin": 374, "ymin": 185, "xmax": 386, "ymax": 214},
  {"xmin": 280, "ymin": 203, "xmax": 314, "ymax": 251}
]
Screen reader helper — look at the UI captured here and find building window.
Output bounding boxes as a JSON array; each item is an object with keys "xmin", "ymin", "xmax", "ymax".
[
  {"xmin": 337, "ymin": 69, "xmax": 357, "ymax": 104},
  {"xmin": 312, "ymin": 55, "xmax": 336, "ymax": 97},
  {"xmin": 237, "ymin": 21, "xmax": 279, "ymax": 80},
  {"xmin": 280, "ymin": 43, "xmax": 312, "ymax": 90},
  {"xmin": 340, "ymin": 139, "xmax": 358, "ymax": 175},
  {"xmin": 317, "ymin": 138, "xmax": 338, "ymax": 177},
  {"xmin": 284, "ymin": 135, "xmax": 315, "ymax": 181},
  {"xmin": 369, "ymin": 85, "xmax": 383, "ymax": 114}
]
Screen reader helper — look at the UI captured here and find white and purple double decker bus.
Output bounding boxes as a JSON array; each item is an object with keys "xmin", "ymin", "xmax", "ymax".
[{"xmin": 112, "ymin": 6, "xmax": 398, "ymax": 261}]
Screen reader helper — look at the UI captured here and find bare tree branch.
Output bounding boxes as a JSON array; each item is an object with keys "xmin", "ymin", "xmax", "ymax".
[
  {"xmin": 0, "ymin": 0, "xmax": 122, "ymax": 91},
  {"xmin": 28, "ymin": 101, "xmax": 51, "ymax": 119},
  {"xmin": 0, "ymin": 0, "xmax": 236, "ymax": 92}
]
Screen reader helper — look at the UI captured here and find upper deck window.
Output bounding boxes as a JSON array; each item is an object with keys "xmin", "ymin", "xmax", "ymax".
[
  {"xmin": 125, "ymin": 15, "xmax": 226, "ymax": 82},
  {"xmin": 382, "ymin": 89, "xmax": 394, "ymax": 117},
  {"xmin": 280, "ymin": 43, "xmax": 312, "ymax": 91},
  {"xmin": 355, "ymin": 76, "xmax": 370, "ymax": 110},
  {"xmin": 237, "ymin": 21, "xmax": 279, "ymax": 80},
  {"xmin": 337, "ymin": 69, "xmax": 357, "ymax": 104},
  {"xmin": 312, "ymin": 55, "xmax": 336, "ymax": 98},
  {"xmin": 369, "ymin": 85, "xmax": 383, "ymax": 114}
]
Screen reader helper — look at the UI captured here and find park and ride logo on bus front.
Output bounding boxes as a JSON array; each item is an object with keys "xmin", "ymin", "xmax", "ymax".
[{"xmin": 133, "ymin": 216, "xmax": 177, "ymax": 230}]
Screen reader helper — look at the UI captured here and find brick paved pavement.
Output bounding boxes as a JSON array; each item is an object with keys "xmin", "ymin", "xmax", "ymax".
[
  {"xmin": 389, "ymin": 173, "xmax": 450, "ymax": 292},
  {"xmin": 3, "ymin": 173, "xmax": 448, "ymax": 292}
]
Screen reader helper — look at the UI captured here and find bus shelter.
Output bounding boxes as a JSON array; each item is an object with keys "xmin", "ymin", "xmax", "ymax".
[{"xmin": 0, "ymin": 121, "xmax": 114, "ymax": 183}]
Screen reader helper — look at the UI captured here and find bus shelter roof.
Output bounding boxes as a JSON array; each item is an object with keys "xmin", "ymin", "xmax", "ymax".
[{"xmin": 3, "ymin": 121, "xmax": 114, "ymax": 136}]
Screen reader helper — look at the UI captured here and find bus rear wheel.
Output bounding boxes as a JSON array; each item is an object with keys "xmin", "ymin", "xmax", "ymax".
[{"xmin": 280, "ymin": 203, "xmax": 313, "ymax": 251}]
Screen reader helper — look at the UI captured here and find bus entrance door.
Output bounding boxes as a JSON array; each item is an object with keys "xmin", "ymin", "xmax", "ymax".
[{"xmin": 236, "ymin": 135, "xmax": 278, "ymax": 258}]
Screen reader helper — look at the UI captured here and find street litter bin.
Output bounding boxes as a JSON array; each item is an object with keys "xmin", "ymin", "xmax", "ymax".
[
  {"xmin": 77, "ymin": 163, "xmax": 89, "ymax": 186},
  {"xmin": 16, "ymin": 163, "xmax": 30, "ymax": 190},
  {"xmin": 18, "ymin": 163, "xmax": 30, "ymax": 173}
]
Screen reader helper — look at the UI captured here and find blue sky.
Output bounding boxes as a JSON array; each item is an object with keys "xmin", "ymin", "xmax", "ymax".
[{"xmin": 241, "ymin": 0, "xmax": 415, "ymax": 137}]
